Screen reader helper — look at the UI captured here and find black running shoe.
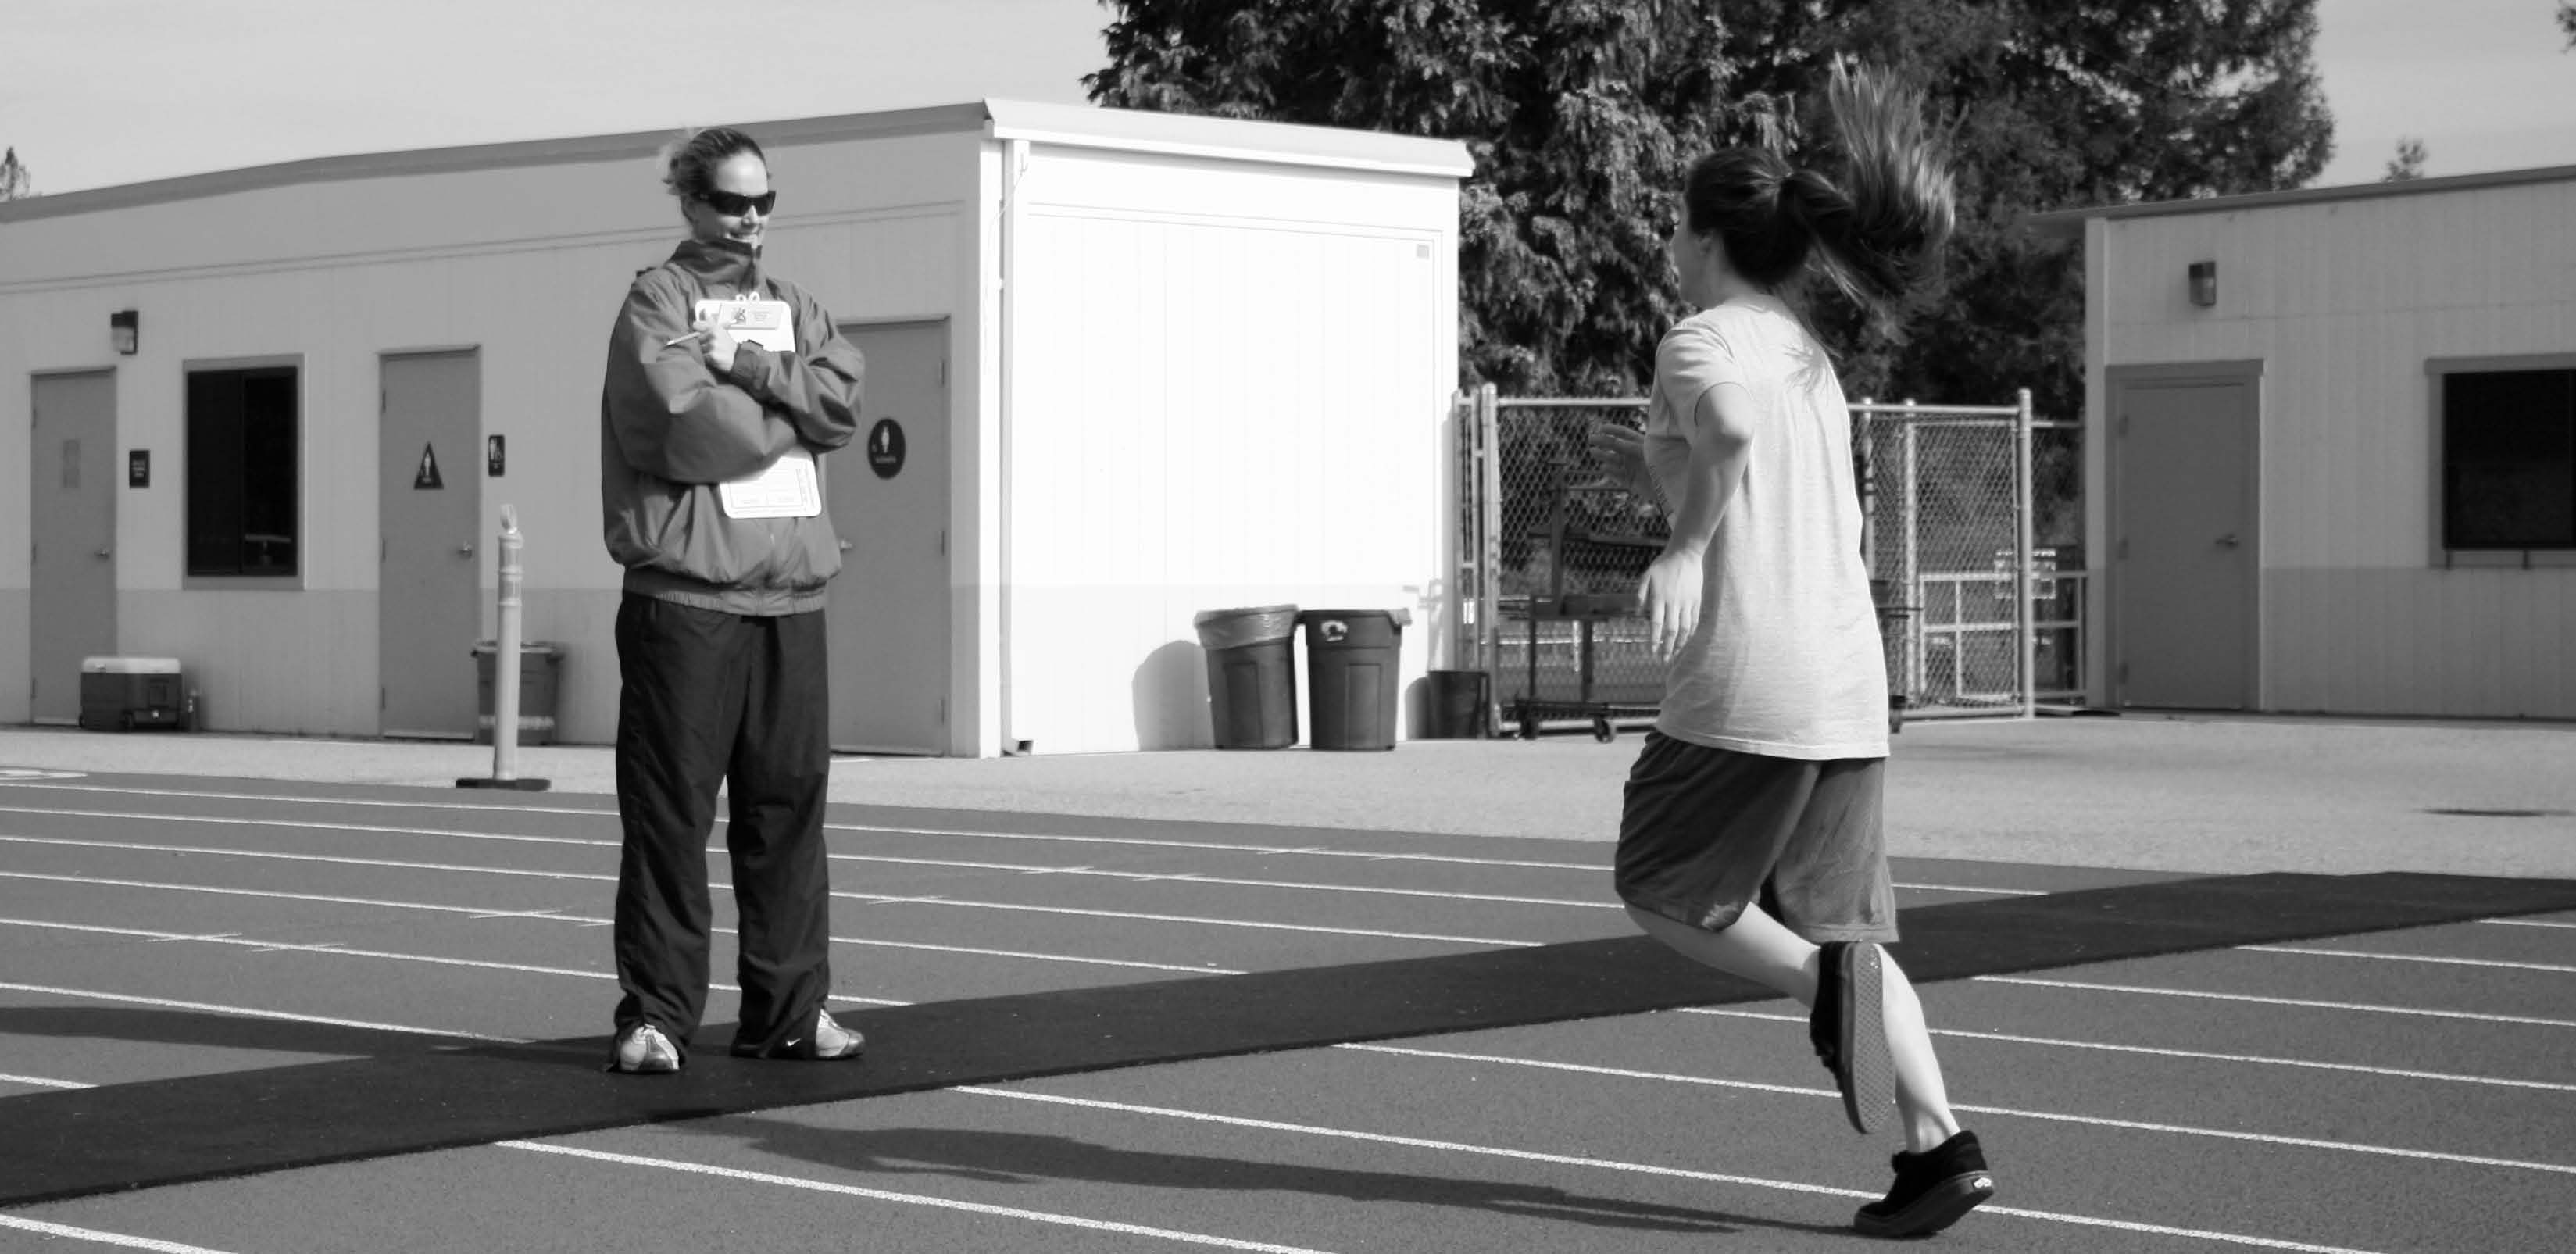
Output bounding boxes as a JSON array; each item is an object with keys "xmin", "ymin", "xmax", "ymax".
[
  {"xmin": 1810, "ymin": 941, "xmax": 1895, "ymax": 1134},
  {"xmin": 1854, "ymin": 1130, "xmax": 1995, "ymax": 1238}
]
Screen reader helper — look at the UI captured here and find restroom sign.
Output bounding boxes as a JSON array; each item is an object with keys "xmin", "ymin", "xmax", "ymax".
[
  {"xmin": 415, "ymin": 443, "xmax": 444, "ymax": 489},
  {"xmin": 866, "ymin": 418, "xmax": 906, "ymax": 479}
]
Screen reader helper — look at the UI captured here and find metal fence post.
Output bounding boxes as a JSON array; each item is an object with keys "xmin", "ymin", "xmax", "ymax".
[
  {"xmin": 2015, "ymin": 388, "xmax": 2037, "ymax": 720},
  {"xmin": 1476, "ymin": 383, "xmax": 1502, "ymax": 682},
  {"xmin": 459, "ymin": 504, "xmax": 550, "ymax": 791}
]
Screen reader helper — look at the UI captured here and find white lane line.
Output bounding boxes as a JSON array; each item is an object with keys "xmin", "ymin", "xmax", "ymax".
[
  {"xmin": 0, "ymin": 835, "xmax": 1536, "ymax": 949},
  {"xmin": 1340, "ymin": 1044, "xmax": 2576, "ymax": 1176},
  {"xmin": 831, "ymin": 853, "xmax": 1620, "ymax": 909},
  {"xmin": 1686, "ymin": 1007, "xmax": 2576, "ymax": 1092},
  {"xmin": 499, "ymin": 1141, "xmax": 1337, "ymax": 1254},
  {"xmin": 2485, "ymin": 917, "xmax": 2576, "ymax": 930},
  {"xmin": 2, "ymin": 1070, "xmax": 93, "ymax": 1088},
  {"xmin": 845, "ymin": 894, "xmax": 1538, "ymax": 948},
  {"xmin": 0, "ymin": 791, "xmax": 2054, "ymax": 896},
  {"xmin": 952, "ymin": 1087, "xmax": 2388, "ymax": 1254},
  {"xmin": 0, "ymin": 1216, "xmax": 245, "ymax": 1254},
  {"xmin": 0, "ymin": 979, "xmax": 520, "ymax": 1043},
  {"xmin": 2243, "ymin": 945, "xmax": 2576, "ymax": 974},
  {"xmin": 1973, "ymin": 975, "xmax": 2576, "ymax": 1027},
  {"xmin": 0, "ymin": 833, "xmax": 610, "ymax": 883},
  {"xmin": 0, "ymin": 802, "xmax": 609, "ymax": 849},
  {"xmin": 2, "ymin": 808, "xmax": 1600, "ymax": 911},
  {"xmin": 0, "ymin": 870, "xmax": 1240, "ymax": 975},
  {"xmin": 0, "ymin": 918, "xmax": 911, "ymax": 1011}
]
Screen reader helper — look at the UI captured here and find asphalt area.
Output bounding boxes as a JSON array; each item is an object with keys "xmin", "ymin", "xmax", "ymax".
[{"xmin": 1, "ymin": 770, "xmax": 2571, "ymax": 1252}]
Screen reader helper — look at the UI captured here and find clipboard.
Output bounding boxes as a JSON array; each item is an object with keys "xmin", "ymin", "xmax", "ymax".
[{"xmin": 694, "ymin": 298, "xmax": 821, "ymax": 519}]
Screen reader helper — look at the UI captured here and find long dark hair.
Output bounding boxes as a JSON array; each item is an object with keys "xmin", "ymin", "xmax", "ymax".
[
  {"xmin": 658, "ymin": 126, "xmax": 766, "ymax": 202},
  {"xmin": 1681, "ymin": 63, "xmax": 1953, "ymax": 317}
]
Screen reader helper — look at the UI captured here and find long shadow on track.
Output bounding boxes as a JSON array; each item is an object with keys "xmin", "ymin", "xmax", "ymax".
[{"xmin": 7, "ymin": 870, "xmax": 2573, "ymax": 1207}]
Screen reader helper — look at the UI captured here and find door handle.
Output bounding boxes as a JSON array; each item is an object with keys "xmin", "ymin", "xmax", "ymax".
[
  {"xmin": 95, "ymin": 547, "xmax": 112, "ymax": 559},
  {"xmin": 457, "ymin": 543, "xmax": 475, "ymax": 557},
  {"xmin": 2216, "ymin": 533, "xmax": 2241, "ymax": 548}
]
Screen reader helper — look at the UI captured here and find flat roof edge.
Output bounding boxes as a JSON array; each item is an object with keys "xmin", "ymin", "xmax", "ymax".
[
  {"xmin": 0, "ymin": 98, "xmax": 1474, "ymax": 225},
  {"xmin": 2026, "ymin": 162, "xmax": 2576, "ymax": 237},
  {"xmin": 984, "ymin": 99, "xmax": 1474, "ymax": 178}
]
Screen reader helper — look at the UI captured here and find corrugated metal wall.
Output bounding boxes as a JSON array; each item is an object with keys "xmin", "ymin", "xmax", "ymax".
[{"xmin": 2098, "ymin": 179, "xmax": 2576, "ymax": 718}]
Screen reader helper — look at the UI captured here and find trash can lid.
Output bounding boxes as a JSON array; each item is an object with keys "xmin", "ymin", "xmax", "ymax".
[
  {"xmin": 1190, "ymin": 604, "xmax": 1299, "ymax": 627},
  {"xmin": 1293, "ymin": 608, "xmax": 1413, "ymax": 626}
]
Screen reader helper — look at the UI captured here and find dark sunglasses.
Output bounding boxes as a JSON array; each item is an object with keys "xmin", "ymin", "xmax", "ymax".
[{"xmin": 695, "ymin": 188, "xmax": 777, "ymax": 216}]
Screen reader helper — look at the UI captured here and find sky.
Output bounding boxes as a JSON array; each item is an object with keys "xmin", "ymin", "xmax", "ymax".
[{"xmin": 2, "ymin": 0, "xmax": 2572, "ymax": 199}]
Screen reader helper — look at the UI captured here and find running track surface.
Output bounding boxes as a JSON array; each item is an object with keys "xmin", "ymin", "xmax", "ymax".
[{"xmin": 2, "ymin": 770, "xmax": 2571, "ymax": 1253}]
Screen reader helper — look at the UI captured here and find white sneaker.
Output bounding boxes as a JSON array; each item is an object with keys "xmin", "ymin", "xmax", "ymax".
[
  {"xmin": 609, "ymin": 1023, "xmax": 681, "ymax": 1074},
  {"xmin": 807, "ymin": 1010, "xmax": 865, "ymax": 1060}
]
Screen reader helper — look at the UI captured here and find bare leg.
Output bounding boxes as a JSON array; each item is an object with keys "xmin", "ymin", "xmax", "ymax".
[{"xmin": 1627, "ymin": 903, "xmax": 1963, "ymax": 1152}]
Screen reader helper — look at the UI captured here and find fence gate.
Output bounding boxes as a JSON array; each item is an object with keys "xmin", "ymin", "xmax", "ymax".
[{"xmin": 1457, "ymin": 386, "xmax": 2082, "ymax": 738}]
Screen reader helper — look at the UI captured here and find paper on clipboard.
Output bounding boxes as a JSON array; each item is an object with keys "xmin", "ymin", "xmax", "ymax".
[
  {"xmin": 693, "ymin": 298, "xmax": 795, "ymax": 352},
  {"xmin": 695, "ymin": 298, "xmax": 821, "ymax": 518}
]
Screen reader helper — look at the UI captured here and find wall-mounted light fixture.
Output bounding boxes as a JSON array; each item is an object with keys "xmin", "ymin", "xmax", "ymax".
[
  {"xmin": 2187, "ymin": 261, "xmax": 2217, "ymax": 309},
  {"xmin": 109, "ymin": 309, "xmax": 139, "ymax": 355}
]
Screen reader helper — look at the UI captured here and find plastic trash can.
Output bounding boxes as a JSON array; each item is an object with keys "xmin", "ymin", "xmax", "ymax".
[
  {"xmin": 1192, "ymin": 606, "xmax": 1300, "ymax": 750},
  {"xmin": 473, "ymin": 639, "xmax": 563, "ymax": 746},
  {"xmin": 1424, "ymin": 669, "xmax": 1492, "ymax": 739},
  {"xmin": 1299, "ymin": 609, "xmax": 1407, "ymax": 751}
]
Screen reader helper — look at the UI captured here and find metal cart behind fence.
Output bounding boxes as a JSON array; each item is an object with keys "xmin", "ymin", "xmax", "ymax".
[{"xmin": 1502, "ymin": 483, "xmax": 1667, "ymax": 741}]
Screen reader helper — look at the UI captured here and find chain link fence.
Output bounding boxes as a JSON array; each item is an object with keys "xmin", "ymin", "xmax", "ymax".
[{"xmin": 1456, "ymin": 386, "xmax": 2082, "ymax": 738}]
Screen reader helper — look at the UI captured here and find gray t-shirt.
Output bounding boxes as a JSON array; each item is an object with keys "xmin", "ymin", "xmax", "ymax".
[{"xmin": 1642, "ymin": 296, "xmax": 1888, "ymax": 759}]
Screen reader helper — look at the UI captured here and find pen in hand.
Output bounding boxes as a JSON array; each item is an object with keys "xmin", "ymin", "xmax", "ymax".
[{"xmin": 664, "ymin": 331, "xmax": 705, "ymax": 348}]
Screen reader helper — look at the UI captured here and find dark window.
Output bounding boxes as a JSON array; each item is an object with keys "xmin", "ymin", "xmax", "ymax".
[
  {"xmin": 2442, "ymin": 369, "xmax": 2574, "ymax": 550},
  {"xmin": 186, "ymin": 366, "xmax": 300, "ymax": 577}
]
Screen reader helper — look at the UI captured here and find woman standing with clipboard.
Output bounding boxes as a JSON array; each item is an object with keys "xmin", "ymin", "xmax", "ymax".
[{"xmin": 597, "ymin": 125, "xmax": 867, "ymax": 1074}]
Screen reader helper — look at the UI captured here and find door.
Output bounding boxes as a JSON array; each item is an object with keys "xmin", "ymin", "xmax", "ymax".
[
  {"xmin": 826, "ymin": 320, "xmax": 951, "ymax": 754},
  {"xmin": 378, "ymin": 351, "xmax": 484, "ymax": 738},
  {"xmin": 30, "ymin": 371, "xmax": 118, "ymax": 724},
  {"xmin": 2112, "ymin": 372, "xmax": 2257, "ymax": 709}
]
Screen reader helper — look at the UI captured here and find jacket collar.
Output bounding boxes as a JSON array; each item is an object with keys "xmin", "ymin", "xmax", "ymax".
[{"xmin": 666, "ymin": 238, "xmax": 766, "ymax": 297}]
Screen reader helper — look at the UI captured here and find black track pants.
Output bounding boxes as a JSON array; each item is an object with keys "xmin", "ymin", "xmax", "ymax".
[{"xmin": 610, "ymin": 594, "xmax": 834, "ymax": 1054}]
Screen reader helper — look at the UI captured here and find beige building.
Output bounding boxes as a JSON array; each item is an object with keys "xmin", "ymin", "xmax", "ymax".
[
  {"xmin": 2035, "ymin": 166, "xmax": 2576, "ymax": 721},
  {"xmin": 0, "ymin": 102, "xmax": 1470, "ymax": 755}
]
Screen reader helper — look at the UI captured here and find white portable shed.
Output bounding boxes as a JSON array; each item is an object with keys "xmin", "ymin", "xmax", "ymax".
[
  {"xmin": 0, "ymin": 100, "xmax": 1472, "ymax": 755},
  {"xmin": 2033, "ymin": 166, "xmax": 2576, "ymax": 720}
]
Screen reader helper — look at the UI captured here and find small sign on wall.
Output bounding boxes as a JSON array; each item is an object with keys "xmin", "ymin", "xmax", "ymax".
[
  {"xmin": 128, "ymin": 450, "xmax": 149, "ymax": 488},
  {"xmin": 867, "ymin": 418, "xmax": 906, "ymax": 480}
]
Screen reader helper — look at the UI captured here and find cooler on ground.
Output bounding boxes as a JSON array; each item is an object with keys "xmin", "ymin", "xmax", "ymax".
[{"xmin": 79, "ymin": 656, "xmax": 186, "ymax": 732}]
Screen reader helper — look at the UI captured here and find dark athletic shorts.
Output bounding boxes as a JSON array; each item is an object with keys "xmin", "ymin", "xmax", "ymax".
[{"xmin": 1614, "ymin": 731, "xmax": 1897, "ymax": 943}]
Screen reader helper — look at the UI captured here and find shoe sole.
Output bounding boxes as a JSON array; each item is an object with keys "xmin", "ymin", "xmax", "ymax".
[
  {"xmin": 1836, "ymin": 943, "xmax": 1895, "ymax": 1135},
  {"xmin": 1853, "ymin": 1170, "xmax": 1995, "ymax": 1238}
]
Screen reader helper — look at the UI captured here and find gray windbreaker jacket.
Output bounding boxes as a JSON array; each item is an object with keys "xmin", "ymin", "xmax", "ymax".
[{"xmin": 598, "ymin": 238, "xmax": 865, "ymax": 614}]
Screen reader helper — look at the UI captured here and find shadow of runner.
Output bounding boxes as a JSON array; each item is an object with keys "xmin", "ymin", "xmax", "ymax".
[{"xmin": 707, "ymin": 1116, "xmax": 1855, "ymax": 1239}]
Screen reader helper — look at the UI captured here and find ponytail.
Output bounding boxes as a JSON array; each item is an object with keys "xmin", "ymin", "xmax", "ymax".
[
  {"xmin": 1789, "ymin": 63, "xmax": 1955, "ymax": 308},
  {"xmin": 1680, "ymin": 61, "xmax": 1953, "ymax": 317}
]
